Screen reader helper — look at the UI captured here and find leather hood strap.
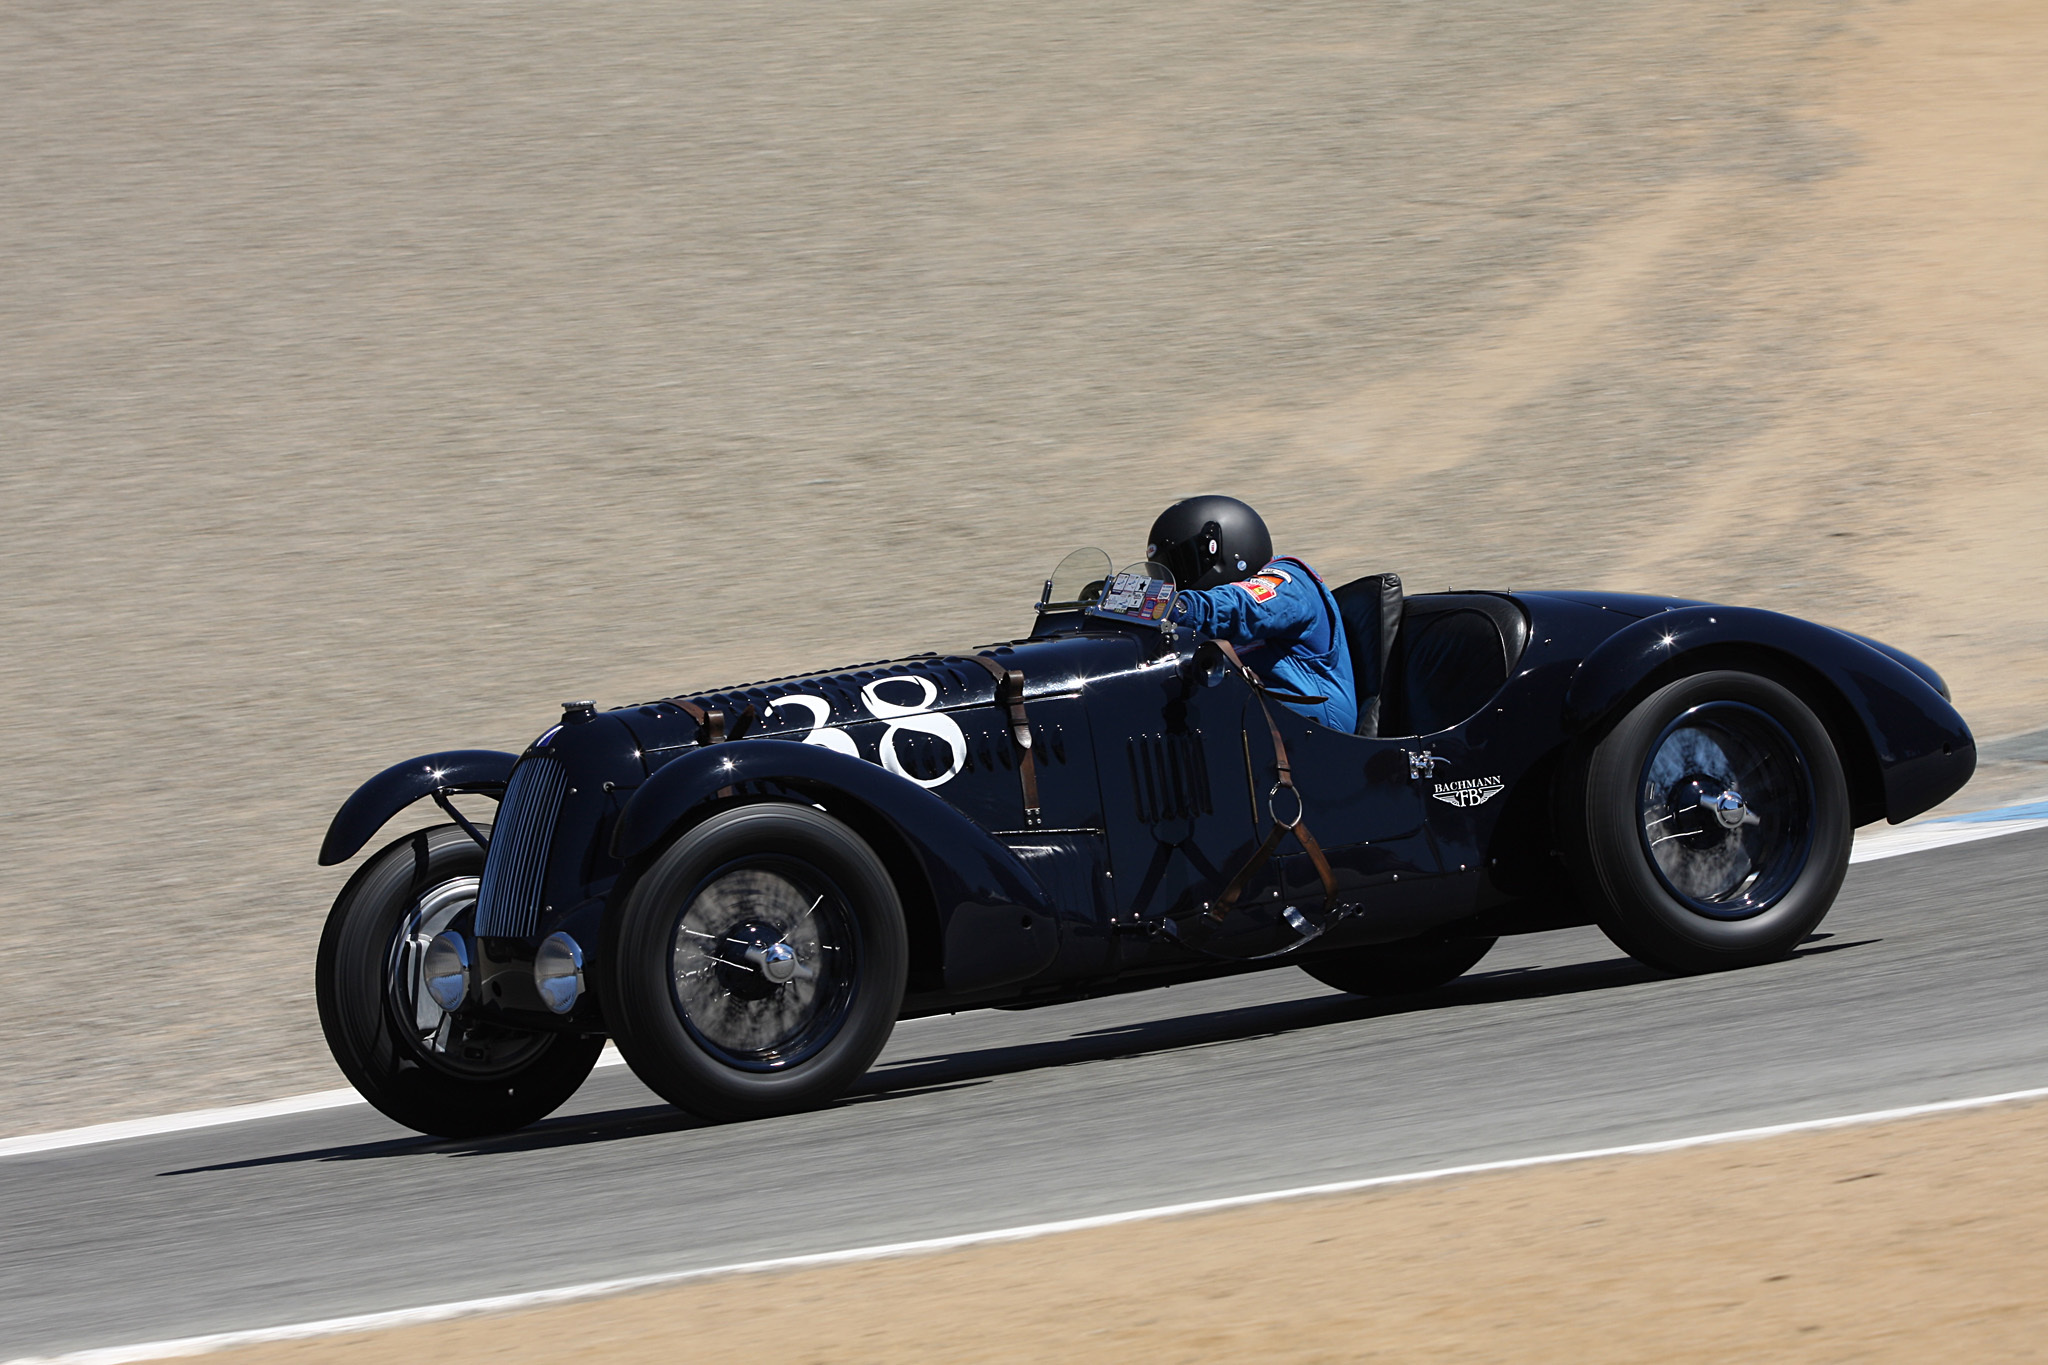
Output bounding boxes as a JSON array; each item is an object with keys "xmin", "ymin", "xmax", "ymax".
[
  {"xmin": 963, "ymin": 653, "xmax": 1042, "ymax": 828},
  {"xmin": 667, "ymin": 696, "xmax": 757, "ymax": 800},
  {"xmin": 670, "ymin": 698, "xmax": 724, "ymax": 745},
  {"xmin": 667, "ymin": 698, "xmax": 757, "ymax": 746}
]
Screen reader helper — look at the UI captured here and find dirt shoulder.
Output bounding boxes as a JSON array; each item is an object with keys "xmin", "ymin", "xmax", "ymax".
[
  {"xmin": 1, "ymin": 0, "xmax": 2044, "ymax": 1133},
  {"xmin": 190, "ymin": 1097, "xmax": 2048, "ymax": 1364}
]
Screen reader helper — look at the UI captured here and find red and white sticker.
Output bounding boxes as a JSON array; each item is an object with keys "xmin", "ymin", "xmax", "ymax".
[{"xmin": 1230, "ymin": 571, "xmax": 1288, "ymax": 604}]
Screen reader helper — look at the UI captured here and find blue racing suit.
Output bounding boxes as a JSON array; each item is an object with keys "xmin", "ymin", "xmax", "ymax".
[{"xmin": 1168, "ymin": 556, "xmax": 1356, "ymax": 732}]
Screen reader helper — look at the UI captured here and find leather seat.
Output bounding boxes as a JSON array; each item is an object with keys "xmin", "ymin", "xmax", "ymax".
[{"xmin": 1331, "ymin": 573, "xmax": 1404, "ymax": 737}]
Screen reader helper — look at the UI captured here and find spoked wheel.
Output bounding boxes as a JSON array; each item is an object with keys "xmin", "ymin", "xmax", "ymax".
[
  {"xmin": 1574, "ymin": 670, "xmax": 1852, "ymax": 973},
  {"xmin": 1300, "ymin": 934, "xmax": 1497, "ymax": 997},
  {"xmin": 316, "ymin": 825, "xmax": 604, "ymax": 1138},
  {"xmin": 606, "ymin": 804, "xmax": 907, "ymax": 1122}
]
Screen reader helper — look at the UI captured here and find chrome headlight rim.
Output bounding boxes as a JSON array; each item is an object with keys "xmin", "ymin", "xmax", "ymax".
[
  {"xmin": 422, "ymin": 930, "xmax": 473, "ymax": 1013},
  {"xmin": 534, "ymin": 931, "xmax": 586, "ymax": 1015}
]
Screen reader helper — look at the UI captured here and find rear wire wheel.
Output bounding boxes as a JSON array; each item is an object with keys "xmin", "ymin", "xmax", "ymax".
[
  {"xmin": 1575, "ymin": 670, "xmax": 1852, "ymax": 973},
  {"xmin": 606, "ymin": 804, "xmax": 907, "ymax": 1122},
  {"xmin": 316, "ymin": 824, "xmax": 605, "ymax": 1138}
]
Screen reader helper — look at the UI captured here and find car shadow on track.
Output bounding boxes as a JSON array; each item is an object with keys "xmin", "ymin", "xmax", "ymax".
[
  {"xmin": 862, "ymin": 955, "xmax": 1666, "ymax": 1094},
  {"xmin": 858, "ymin": 941, "xmax": 1872, "ymax": 1096},
  {"xmin": 159, "ymin": 1076, "xmax": 992, "ymax": 1174},
  {"xmin": 163, "ymin": 937, "xmax": 1874, "ymax": 1175}
]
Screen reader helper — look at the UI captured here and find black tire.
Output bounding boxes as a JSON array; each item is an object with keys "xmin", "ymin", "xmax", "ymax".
[
  {"xmin": 1300, "ymin": 935, "xmax": 1497, "ymax": 996},
  {"xmin": 1574, "ymin": 670, "xmax": 1852, "ymax": 974},
  {"xmin": 605, "ymin": 803, "xmax": 908, "ymax": 1123},
  {"xmin": 316, "ymin": 825, "xmax": 605, "ymax": 1139}
]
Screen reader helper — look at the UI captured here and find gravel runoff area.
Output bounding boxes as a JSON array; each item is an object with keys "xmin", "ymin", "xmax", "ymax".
[{"xmin": 3, "ymin": 0, "xmax": 2046, "ymax": 1134}]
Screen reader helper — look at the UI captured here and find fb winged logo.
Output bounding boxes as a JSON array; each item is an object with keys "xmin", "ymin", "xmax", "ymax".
[{"xmin": 1432, "ymin": 776, "xmax": 1504, "ymax": 808}]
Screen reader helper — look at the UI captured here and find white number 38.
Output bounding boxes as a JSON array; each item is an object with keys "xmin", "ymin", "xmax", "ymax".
[{"xmin": 766, "ymin": 678, "xmax": 968, "ymax": 789}]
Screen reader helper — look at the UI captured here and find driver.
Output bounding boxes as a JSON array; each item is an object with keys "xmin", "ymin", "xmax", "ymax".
[{"xmin": 1148, "ymin": 495, "xmax": 1356, "ymax": 732}]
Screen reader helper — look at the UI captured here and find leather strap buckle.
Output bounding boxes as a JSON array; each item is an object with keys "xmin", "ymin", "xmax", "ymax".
[{"xmin": 1267, "ymin": 781, "xmax": 1304, "ymax": 830}]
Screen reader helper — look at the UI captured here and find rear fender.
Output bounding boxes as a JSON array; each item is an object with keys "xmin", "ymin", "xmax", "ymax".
[
  {"xmin": 319, "ymin": 749, "xmax": 518, "ymax": 866},
  {"xmin": 1562, "ymin": 606, "xmax": 1974, "ymax": 824},
  {"xmin": 612, "ymin": 740, "xmax": 1059, "ymax": 995}
]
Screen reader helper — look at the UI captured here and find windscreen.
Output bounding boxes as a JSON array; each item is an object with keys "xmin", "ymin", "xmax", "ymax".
[{"xmin": 1041, "ymin": 547, "xmax": 1114, "ymax": 611}]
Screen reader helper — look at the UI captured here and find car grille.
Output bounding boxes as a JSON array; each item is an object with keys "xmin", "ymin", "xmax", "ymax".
[{"xmin": 474, "ymin": 754, "xmax": 567, "ymax": 939}]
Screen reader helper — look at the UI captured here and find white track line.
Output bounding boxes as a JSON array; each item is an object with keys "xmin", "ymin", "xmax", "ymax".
[
  {"xmin": 0, "ymin": 1020, "xmax": 944, "ymax": 1160},
  {"xmin": 0, "ymin": 1049, "xmax": 624, "ymax": 1161},
  {"xmin": 0, "ymin": 1089, "xmax": 370, "ymax": 1160},
  {"xmin": 12, "ymin": 1083, "xmax": 2048, "ymax": 1365},
  {"xmin": 3, "ymin": 799, "xmax": 2042, "ymax": 1164}
]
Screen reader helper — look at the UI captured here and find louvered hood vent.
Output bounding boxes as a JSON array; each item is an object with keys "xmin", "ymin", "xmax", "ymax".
[
  {"xmin": 1128, "ymin": 732, "xmax": 1212, "ymax": 823},
  {"xmin": 474, "ymin": 754, "xmax": 567, "ymax": 939}
]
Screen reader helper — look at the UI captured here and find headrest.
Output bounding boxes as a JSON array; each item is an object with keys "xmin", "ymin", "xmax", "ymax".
[{"xmin": 1332, "ymin": 572, "xmax": 1403, "ymax": 736}]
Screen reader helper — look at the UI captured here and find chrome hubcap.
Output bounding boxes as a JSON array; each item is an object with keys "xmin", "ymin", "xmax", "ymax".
[
  {"xmin": 746, "ymin": 940, "xmax": 802, "ymax": 984},
  {"xmin": 1704, "ymin": 787, "xmax": 1759, "ymax": 832}
]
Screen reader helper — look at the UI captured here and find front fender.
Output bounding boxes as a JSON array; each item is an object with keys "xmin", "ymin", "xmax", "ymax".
[
  {"xmin": 613, "ymin": 740, "xmax": 1060, "ymax": 995},
  {"xmin": 1562, "ymin": 605, "xmax": 1974, "ymax": 822},
  {"xmin": 318, "ymin": 749, "xmax": 517, "ymax": 866}
]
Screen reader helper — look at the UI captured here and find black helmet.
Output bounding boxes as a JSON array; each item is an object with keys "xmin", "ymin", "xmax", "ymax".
[{"xmin": 1147, "ymin": 495, "xmax": 1272, "ymax": 591}]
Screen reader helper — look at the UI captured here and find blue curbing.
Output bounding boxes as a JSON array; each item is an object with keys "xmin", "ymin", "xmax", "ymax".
[{"xmin": 1935, "ymin": 798, "xmax": 2048, "ymax": 826}]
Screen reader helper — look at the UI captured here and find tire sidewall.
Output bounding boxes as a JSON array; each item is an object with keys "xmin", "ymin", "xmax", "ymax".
[
  {"xmin": 606, "ymin": 803, "xmax": 907, "ymax": 1121},
  {"xmin": 1582, "ymin": 670, "xmax": 1851, "ymax": 971}
]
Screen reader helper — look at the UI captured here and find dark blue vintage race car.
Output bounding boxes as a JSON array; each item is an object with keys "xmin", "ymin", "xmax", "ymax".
[{"xmin": 316, "ymin": 549, "xmax": 1975, "ymax": 1137}]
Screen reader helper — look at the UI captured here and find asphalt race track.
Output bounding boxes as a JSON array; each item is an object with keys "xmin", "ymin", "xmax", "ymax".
[{"xmin": 6, "ymin": 830, "xmax": 2046, "ymax": 1360}]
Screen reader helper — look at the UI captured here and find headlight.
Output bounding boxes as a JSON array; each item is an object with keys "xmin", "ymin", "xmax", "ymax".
[
  {"xmin": 422, "ymin": 932, "xmax": 471, "ymax": 1012},
  {"xmin": 534, "ymin": 932, "xmax": 585, "ymax": 1014}
]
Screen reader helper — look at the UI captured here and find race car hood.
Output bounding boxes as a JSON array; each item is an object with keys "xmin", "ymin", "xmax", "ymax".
[{"xmin": 612, "ymin": 630, "xmax": 1147, "ymax": 773}]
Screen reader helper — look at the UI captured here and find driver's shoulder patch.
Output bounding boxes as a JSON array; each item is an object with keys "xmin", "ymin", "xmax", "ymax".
[{"xmin": 1230, "ymin": 572, "xmax": 1288, "ymax": 604}]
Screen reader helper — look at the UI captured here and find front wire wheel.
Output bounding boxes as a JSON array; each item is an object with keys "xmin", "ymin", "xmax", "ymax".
[
  {"xmin": 669, "ymin": 859, "xmax": 860, "ymax": 1069},
  {"xmin": 316, "ymin": 824, "xmax": 604, "ymax": 1138},
  {"xmin": 607, "ymin": 804, "xmax": 907, "ymax": 1123},
  {"xmin": 1575, "ymin": 671, "xmax": 1852, "ymax": 973}
]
